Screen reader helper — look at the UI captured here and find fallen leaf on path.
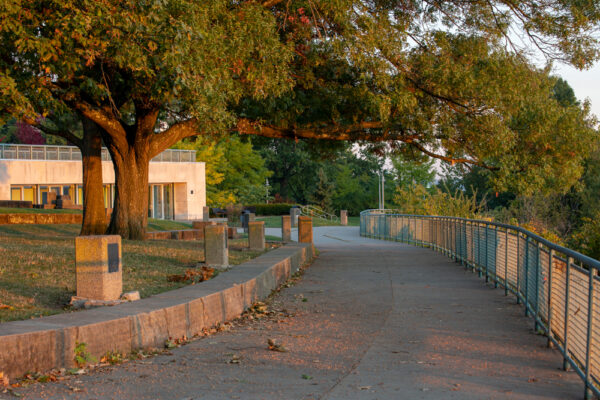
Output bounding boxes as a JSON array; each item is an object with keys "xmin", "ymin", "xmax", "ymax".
[
  {"xmin": 0, "ymin": 372, "xmax": 9, "ymax": 387},
  {"xmin": 227, "ymin": 354, "xmax": 241, "ymax": 364},
  {"xmin": 301, "ymin": 374, "xmax": 313, "ymax": 380},
  {"xmin": 267, "ymin": 338, "xmax": 287, "ymax": 352},
  {"xmin": 359, "ymin": 386, "xmax": 371, "ymax": 390}
]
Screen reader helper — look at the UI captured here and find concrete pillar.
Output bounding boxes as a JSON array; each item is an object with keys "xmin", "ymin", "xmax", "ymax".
[
  {"xmin": 281, "ymin": 215, "xmax": 291, "ymax": 243},
  {"xmin": 202, "ymin": 206, "xmax": 210, "ymax": 221},
  {"xmin": 298, "ymin": 216, "xmax": 313, "ymax": 244},
  {"xmin": 204, "ymin": 225, "xmax": 228, "ymax": 267},
  {"xmin": 340, "ymin": 210, "xmax": 348, "ymax": 226},
  {"xmin": 75, "ymin": 235, "xmax": 122, "ymax": 301},
  {"xmin": 248, "ymin": 221, "xmax": 265, "ymax": 250},
  {"xmin": 290, "ymin": 207, "xmax": 301, "ymax": 227}
]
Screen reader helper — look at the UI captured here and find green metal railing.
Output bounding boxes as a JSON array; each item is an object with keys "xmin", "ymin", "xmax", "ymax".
[{"xmin": 360, "ymin": 209, "xmax": 600, "ymax": 399}]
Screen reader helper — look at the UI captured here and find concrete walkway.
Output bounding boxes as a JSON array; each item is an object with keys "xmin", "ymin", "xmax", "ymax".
[{"xmin": 7, "ymin": 227, "xmax": 583, "ymax": 399}]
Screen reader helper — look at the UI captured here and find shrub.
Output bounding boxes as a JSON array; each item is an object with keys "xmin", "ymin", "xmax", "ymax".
[{"xmin": 245, "ymin": 203, "xmax": 295, "ymax": 216}]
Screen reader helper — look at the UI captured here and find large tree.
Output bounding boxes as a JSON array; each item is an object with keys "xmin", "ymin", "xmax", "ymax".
[{"xmin": 1, "ymin": 0, "xmax": 599, "ymax": 238}]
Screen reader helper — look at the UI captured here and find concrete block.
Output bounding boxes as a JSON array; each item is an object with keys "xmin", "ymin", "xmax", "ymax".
[
  {"xmin": 75, "ymin": 235, "xmax": 122, "ymax": 301},
  {"xmin": 202, "ymin": 206, "xmax": 210, "ymax": 221},
  {"xmin": 298, "ymin": 216, "xmax": 313, "ymax": 244},
  {"xmin": 204, "ymin": 225, "xmax": 228, "ymax": 267},
  {"xmin": 248, "ymin": 221, "xmax": 265, "ymax": 251},
  {"xmin": 281, "ymin": 215, "xmax": 291, "ymax": 242},
  {"xmin": 222, "ymin": 285, "xmax": 244, "ymax": 320},
  {"xmin": 290, "ymin": 208, "xmax": 301, "ymax": 227},
  {"xmin": 340, "ymin": 210, "xmax": 348, "ymax": 226},
  {"xmin": 187, "ymin": 298, "xmax": 206, "ymax": 336}
]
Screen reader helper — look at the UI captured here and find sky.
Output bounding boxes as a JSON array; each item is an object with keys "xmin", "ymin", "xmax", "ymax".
[{"xmin": 554, "ymin": 62, "xmax": 600, "ymax": 119}]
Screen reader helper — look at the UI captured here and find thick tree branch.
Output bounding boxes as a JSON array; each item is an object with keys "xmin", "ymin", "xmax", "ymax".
[
  {"xmin": 406, "ymin": 140, "xmax": 499, "ymax": 170},
  {"xmin": 37, "ymin": 124, "xmax": 83, "ymax": 148},
  {"xmin": 72, "ymin": 102, "xmax": 129, "ymax": 151},
  {"xmin": 235, "ymin": 118, "xmax": 413, "ymax": 142},
  {"xmin": 149, "ymin": 119, "xmax": 200, "ymax": 158}
]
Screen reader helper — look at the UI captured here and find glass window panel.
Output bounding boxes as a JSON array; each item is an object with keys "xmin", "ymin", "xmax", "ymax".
[
  {"xmin": 23, "ymin": 186, "xmax": 34, "ymax": 202},
  {"xmin": 11, "ymin": 187, "xmax": 21, "ymax": 201}
]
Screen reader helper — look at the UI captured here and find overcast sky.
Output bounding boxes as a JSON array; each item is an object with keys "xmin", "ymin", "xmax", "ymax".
[{"xmin": 554, "ymin": 62, "xmax": 600, "ymax": 119}]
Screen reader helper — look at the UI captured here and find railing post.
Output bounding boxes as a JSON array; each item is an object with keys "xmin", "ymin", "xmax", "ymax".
[
  {"xmin": 517, "ymin": 232, "xmax": 521, "ymax": 304},
  {"xmin": 505, "ymin": 228, "xmax": 509, "ymax": 295},
  {"xmin": 563, "ymin": 256, "xmax": 572, "ymax": 371},
  {"xmin": 485, "ymin": 224, "xmax": 489, "ymax": 283},
  {"xmin": 535, "ymin": 241, "xmax": 541, "ymax": 331},
  {"xmin": 471, "ymin": 221, "xmax": 475, "ymax": 272},
  {"xmin": 584, "ymin": 265, "xmax": 596, "ymax": 400},
  {"xmin": 525, "ymin": 235, "xmax": 530, "ymax": 317},
  {"xmin": 477, "ymin": 224, "xmax": 482, "ymax": 277},
  {"xmin": 547, "ymin": 248, "xmax": 554, "ymax": 348},
  {"xmin": 494, "ymin": 225, "xmax": 499, "ymax": 288}
]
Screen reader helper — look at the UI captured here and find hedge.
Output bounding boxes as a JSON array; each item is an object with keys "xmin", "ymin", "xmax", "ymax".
[{"xmin": 245, "ymin": 203, "xmax": 295, "ymax": 216}]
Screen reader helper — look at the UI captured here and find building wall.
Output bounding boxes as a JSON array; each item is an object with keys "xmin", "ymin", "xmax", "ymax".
[{"xmin": 0, "ymin": 159, "xmax": 206, "ymax": 220}]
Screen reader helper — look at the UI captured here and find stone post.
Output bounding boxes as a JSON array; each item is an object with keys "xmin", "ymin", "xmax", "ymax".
[
  {"xmin": 281, "ymin": 215, "xmax": 291, "ymax": 243},
  {"xmin": 248, "ymin": 221, "xmax": 265, "ymax": 250},
  {"xmin": 340, "ymin": 210, "xmax": 348, "ymax": 226},
  {"xmin": 202, "ymin": 206, "xmax": 210, "ymax": 222},
  {"xmin": 204, "ymin": 225, "xmax": 228, "ymax": 267},
  {"xmin": 298, "ymin": 216, "xmax": 313, "ymax": 244},
  {"xmin": 75, "ymin": 235, "xmax": 122, "ymax": 301},
  {"xmin": 290, "ymin": 207, "xmax": 301, "ymax": 227}
]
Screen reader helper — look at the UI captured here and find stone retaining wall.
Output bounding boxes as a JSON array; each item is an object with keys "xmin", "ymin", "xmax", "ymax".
[
  {"xmin": 0, "ymin": 243, "xmax": 313, "ymax": 379},
  {"xmin": 0, "ymin": 213, "xmax": 83, "ymax": 225},
  {"xmin": 145, "ymin": 229, "xmax": 203, "ymax": 241}
]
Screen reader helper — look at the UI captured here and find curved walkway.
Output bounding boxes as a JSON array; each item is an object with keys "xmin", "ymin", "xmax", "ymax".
[{"xmin": 8, "ymin": 227, "xmax": 583, "ymax": 399}]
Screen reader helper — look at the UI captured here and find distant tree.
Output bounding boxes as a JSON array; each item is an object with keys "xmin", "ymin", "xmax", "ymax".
[
  {"xmin": 15, "ymin": 122, "xmax": 45, "ymax": 145},
  {"xmin": 309, "ymin": 168, "xmax": 335, "ymax": 211},
  {"xmin": 174, "ymin": 135, "xmax": 271, "ymax": 206}
]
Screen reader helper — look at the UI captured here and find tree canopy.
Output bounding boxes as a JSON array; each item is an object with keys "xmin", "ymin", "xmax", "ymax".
[{"xmin": 1, "ymin": 0, "xmax": 599, "ymax": 237}]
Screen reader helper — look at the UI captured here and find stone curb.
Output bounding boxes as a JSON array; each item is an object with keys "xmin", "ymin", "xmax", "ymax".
[{"xmin": 0, "ymin": 243, "xmax": 314, "ymax": 379}]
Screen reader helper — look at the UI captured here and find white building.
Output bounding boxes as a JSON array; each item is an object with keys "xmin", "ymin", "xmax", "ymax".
[{"xmin": 0, "ymin": 144, "xmax": 206, "ymax": 220}]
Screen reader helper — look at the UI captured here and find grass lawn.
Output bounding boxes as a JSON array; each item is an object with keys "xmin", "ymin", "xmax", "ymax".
[
  {"xmin": 0, "ymin": 224, "xmax": 272, "ymax": 323},
  {"xmin": 257, "ymin": 215, "xmax": 360, "ymax": 228}
]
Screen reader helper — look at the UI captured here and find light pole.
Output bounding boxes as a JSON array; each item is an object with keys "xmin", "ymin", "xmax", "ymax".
[
  {"xmin": 265, "ymin": 178, "xmax": 270, "ymax": 204},
  {"xmin": 378, "ymin": 170, "xmax": 385, "ymax": 210}
]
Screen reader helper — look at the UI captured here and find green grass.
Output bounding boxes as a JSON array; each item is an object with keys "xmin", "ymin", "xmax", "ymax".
[
  {"xmin": 256, "ymin": 215, "xmax": 360, "ymax": 228},
  {"xmin": 0, "ymin": 224, "xmax": 272, "ymax": 322},
  {"xmin": 147, "ymin": 219, "xmax": 192, "ymax": 231}
]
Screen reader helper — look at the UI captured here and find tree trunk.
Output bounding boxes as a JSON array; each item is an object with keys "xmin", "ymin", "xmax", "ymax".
[
  {"xmin": 79, "ymin": 118, "xmax": 107, "ymax": 235},
  {"xmin": 106, "ymin": 148, "xmax": 150, "ymax": 240}
]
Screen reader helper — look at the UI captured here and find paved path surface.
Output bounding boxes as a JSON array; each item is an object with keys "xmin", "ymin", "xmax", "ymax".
[{"xmin": 6, "ymin": 227, "xmax": 583, "ymax": 399}]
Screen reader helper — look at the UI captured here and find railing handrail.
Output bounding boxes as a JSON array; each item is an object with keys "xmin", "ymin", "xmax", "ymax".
[
  {"xmin": 298, "ymin": 204, "xmax": 339, "ymax": 222},
  {"xmin": 360, "ymin": 209, "xmax": 600, "ymax": 270},
  {"xmin": 0, "ymin": 144, "xmax": 196, "ymax": 163}
]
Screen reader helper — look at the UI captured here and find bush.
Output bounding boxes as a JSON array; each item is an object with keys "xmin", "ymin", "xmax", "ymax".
[{"xmin": 245, "ymin": 203, "xmax": 295, "ymax": 216}]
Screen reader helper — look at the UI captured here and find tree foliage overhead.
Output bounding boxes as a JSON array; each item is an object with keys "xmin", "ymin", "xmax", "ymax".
[{"xmin": 1, "ymin": 0, "xmax": 600, "ymax": 237}]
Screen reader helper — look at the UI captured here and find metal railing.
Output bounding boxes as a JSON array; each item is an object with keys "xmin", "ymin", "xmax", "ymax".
[
  {"xmin": 0, "ymin": 144, "xmax": 196, "ymax": 163},
  {"xmin": 299, "ymin": 204, "xmax": 339, "ymax": 222},
  {"xmin": 360, "ymin": 209, "xmax": 600, "ymax": 399}
]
